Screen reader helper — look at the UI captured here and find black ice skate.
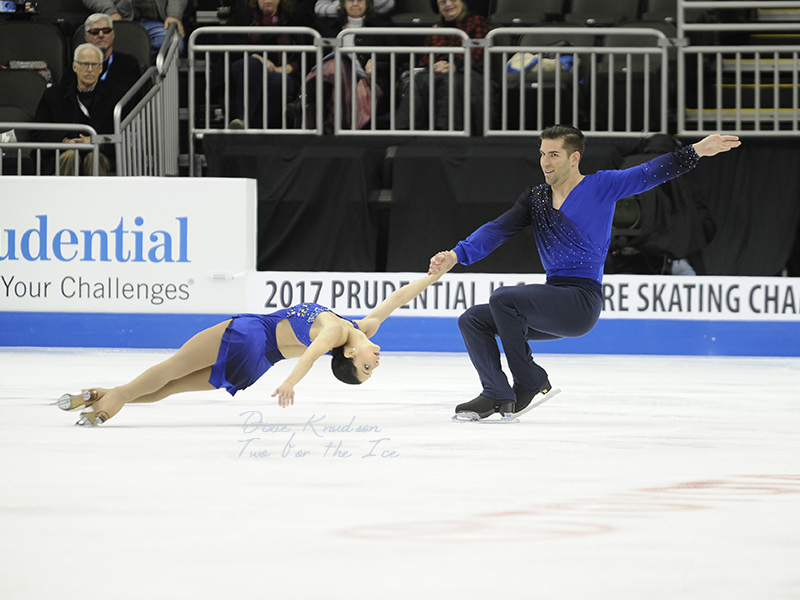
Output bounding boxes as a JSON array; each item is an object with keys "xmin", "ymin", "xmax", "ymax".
[
  {"xmin": 452, "ymin": 395, "xmax": 500, "ymax": 422},
  {"xmin": 452, "ymin": 381, "xmax": 562, "ymax": 424},
  {"xmin": 56, "ymin": 390, "xmax": 98, "ymax": 412},
  {"xmin": 505, "ymin": 380, "xmax": 561, "ymax": 420}
]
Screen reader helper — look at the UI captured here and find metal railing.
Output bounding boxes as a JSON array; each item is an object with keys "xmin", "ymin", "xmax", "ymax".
[
  {"xmin": 114, "ymin": 23, "xmax": 182, "ymax": 175},
  {"xmin": 0, "ymin": 124, "xmax": 101, "ymax": 176},
  {"xmin": 0, "ymin": 25, "xmax": 181, "ymax": 177},
  {"xmin": 187, "ymin": 26, "xmax": 325, "ymax": 175},
  {"xmin": 484, "ymin": 27, "xmax": 670, "ymax": 137},
  {"xmin": 186, "ymin": 24, "xmax": 673, "ymax": 147},
  {"xmin": 11, "ymin": 9, "xmax": 800, "ymax": 178},
  {"xmin": 677, "ymin": 0, "xmax": 800, "ymax": 135},
  {"xmin": 330, "ymin": 27, "xmax": 472, "ymax": 135}
]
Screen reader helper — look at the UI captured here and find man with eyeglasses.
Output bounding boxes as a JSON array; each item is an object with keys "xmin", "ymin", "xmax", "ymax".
[
  {"xmin": 32, "ymin": 43, "xmax": 127, "ymax": 175},
  {"xmin": 82, "ymin": 13, "xmax": 142, "ymax": 93}
]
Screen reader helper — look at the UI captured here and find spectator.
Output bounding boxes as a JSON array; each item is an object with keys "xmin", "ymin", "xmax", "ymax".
[
  {"xmin": 81, "ymin": 0, "xmax": 186, "ymax": 60},
  {"xmin": 395, "ymin": 0, "xmax": 489, "ymax": 132},
  {"xmin": 33, "ymin": 44, "xmax": 126, "ymax": 175},
  {"xmin": 314, "ymin": 0, "xmax": 394, "ymax": 18},
  {"xmin": 226, "ymin": 0, "xmax": 301, "ymax": 129},
  {"xmin": 82, "ymin": 13, "xmax": 143, "ymax": 93},
  {"xmin": 290, "ymin": 0, "xmax": 391, "ymax": 132}
]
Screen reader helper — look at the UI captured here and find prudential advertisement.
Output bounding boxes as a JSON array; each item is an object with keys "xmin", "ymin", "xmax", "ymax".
[{"xmin": 0, "ymin": 177, "xmax": 256, "ymax": 314}]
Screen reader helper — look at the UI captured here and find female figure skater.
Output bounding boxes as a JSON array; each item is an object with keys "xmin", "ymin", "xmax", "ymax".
[{"xmin": 58, "ymin": 271, "xmax": 442, "ymax": 426}]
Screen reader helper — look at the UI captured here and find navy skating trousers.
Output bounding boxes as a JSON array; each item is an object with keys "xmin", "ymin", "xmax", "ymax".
[{"xmin": 458, "ymin": 279, "xmax": 602, "ymax": 401}]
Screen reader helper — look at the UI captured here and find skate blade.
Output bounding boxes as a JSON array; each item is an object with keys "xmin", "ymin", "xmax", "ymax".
[
  {"xmin": 509, "ymin": 388, "xmax": 562, "ymax": 419},
  {"xmin": 76, "ymin": 410, "xmax": 108, "ymax": 427},
  {"xmin": 452, "ymin": 412, "xmax": 519, "ymax": 424},
  {"xmin": 452, "ymin": 411, "xmax": 482, "ymax": 422},
  {"xmin": 57, "ymin": 390, "xmax": 95, "ymax": 412}
]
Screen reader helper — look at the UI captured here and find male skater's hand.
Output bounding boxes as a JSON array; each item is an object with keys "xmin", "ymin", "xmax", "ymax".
[
  {"xmin": 692, "ymin": 134, "xmax": 741, "ymax": 157},
  {"xmin": 428, "ymin": 250, "xmax": 458, "ymax": 275}
]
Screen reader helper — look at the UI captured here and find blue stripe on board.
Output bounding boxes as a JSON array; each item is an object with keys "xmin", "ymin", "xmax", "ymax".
[
  {"xmin": 372, "ymin": 317, "xmax": 800, "ymax": 357},
  {"xmin": 0, "ymin": 312, "xmax": 230, "ymax": 349},
  {"xmin": 0, "ymin": 312, "xmax": 798, "ymax": 356}
]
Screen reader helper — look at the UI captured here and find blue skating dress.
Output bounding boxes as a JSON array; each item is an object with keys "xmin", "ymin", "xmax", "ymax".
[{"xmin": 209, "ymin": 303, "xmax": 359, "ymax": 395}]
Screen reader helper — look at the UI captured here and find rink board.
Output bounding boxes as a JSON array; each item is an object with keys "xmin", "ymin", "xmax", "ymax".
[
  {"xmin": 2, "ymin": 180, "xmax": 799, "ymax": 358},
  {"xmin": 0, "ymin": 311, "xmax": 798, "ymax": 356}
]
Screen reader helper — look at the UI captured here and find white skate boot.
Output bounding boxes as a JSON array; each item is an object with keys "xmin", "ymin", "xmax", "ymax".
[{"xmin": 57, "ymin": 390, "xmax": 98, "ymax": 412}]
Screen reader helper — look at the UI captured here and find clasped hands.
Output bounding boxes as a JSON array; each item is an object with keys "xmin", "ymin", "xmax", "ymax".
[
  {"xmin": 250, "ymin": 54, "xmax": 291, "ymax": 73},
  {"xmin": 433, "ymin": 60, "xmax": 454, "ymax": 74},
  {"xmin": 428, "ymin": 250, "xmax": 458, "ymax": 275}
]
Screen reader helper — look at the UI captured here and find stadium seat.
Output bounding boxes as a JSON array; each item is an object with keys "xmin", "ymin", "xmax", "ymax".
[
  {"xmin": 0, "ymin": 105, "xmax": 36, "ymax": 174},
  {"xmin": 0, "ymin": 21, "xmax": 67, "ymax": 83},
  {"xmin": 564, "ymin": 0, "xmax": 641, "ymax": 26},
  {"xmin": 593, "ymin": 26, "xmax": 668, "ymax": 131},
  {"xmin": 36, "ymin": 0, "xmax": 90, "ymax": 26},
  {"xmin": 0, "ymin": 105, "xmax": 34, "ymax": 138},
  {"xmin": 498, "ymin": 28, "xmax": 596, "ymax": 131},
  {"xmin": 0, "ymin": 69, "xmax": 48, "ymax": 118},
  {"xmin": 488, "ymin": 0, "xmax": 564, "ymax": 27},
  {"xmin": 641, "ymin": 0, "xmax": 676, "ymax": 22},
  {"xmin": 391, "ymin": 0, "xmax": 438, "ymax": 26}
]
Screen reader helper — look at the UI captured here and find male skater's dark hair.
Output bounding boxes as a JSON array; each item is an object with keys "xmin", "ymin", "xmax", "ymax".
[{"xmin": 540, "ymin": 125, "xmax": 586, "ymax": 157}]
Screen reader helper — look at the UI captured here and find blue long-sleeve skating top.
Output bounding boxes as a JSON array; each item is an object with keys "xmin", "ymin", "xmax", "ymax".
[{"xmin": 452, "ymin": 145, "xmax": 701, "ymax": 284}]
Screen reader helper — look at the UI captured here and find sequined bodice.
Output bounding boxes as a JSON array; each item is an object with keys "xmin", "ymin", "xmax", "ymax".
[{"xmin": 284, "ymin": 303, "xmax": 359, "ymax": 347}]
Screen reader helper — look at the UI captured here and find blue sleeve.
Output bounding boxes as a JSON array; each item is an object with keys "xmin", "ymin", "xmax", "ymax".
[
  {"xmin": 595, "ymin": 145, "xmax": 701, "ymax": 204},
  {"xmin": 452, "ymin": 189, "xmax": 532, "ymax": 266}
]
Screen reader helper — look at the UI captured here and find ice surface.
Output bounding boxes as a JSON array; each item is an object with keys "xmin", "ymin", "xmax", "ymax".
[{"xmin": 1, "ymin": 347, "xmax": 799, "ymax": 599}]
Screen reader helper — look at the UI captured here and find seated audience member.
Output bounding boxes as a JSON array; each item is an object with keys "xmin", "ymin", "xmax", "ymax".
[
  {"xmin": 81, "ymin": 0, "xmax": 186, "ymax": 59},
  {"xmin": 290, "ymin": 0, "xmax": 391, "ymax": 132},
  {"xmin": 83, "ymin": 13, "xmax": 143, "ymax": 93},
  {"xmin": 226, "ymin": 0, "xmax": 302, "ymax": 129},
  {"xmin": 314, "ymin": 0, "xmax": 393, "ymax": 18},
  {"xmin": 395, "ymin": 0, "xmax": 488, "ymax": 132},
  {"xmin": 33, "ymin": 44, "xmax": 127, "ymax": 175}
]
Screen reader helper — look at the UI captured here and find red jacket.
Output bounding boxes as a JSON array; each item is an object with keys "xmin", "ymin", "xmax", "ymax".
[{"xmin": 418, "ymin": 14, "xmax": 489, "ymax": 71}]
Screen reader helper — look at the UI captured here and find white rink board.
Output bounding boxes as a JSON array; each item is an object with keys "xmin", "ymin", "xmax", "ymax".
[
  {"xmin": 0, "ymin": 177, "xmax": 256, "ymax": 314},
  {"xmin": 249, "ymin": 271, "xmax": 800, "ymax": 322}
]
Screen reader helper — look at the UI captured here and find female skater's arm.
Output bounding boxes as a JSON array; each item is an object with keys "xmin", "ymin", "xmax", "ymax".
[
  {"xmin": 357, "ymin": 272, "xmax": 443, "ymax": 337},
  {"xmin": 272, "ymin": 327, "xmax": 342, "ymax": 407}
]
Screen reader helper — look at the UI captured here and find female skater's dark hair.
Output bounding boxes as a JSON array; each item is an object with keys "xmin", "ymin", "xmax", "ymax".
[{"xmin": 331, "ymin": 345, "xmax": 362, "ymax": 385}]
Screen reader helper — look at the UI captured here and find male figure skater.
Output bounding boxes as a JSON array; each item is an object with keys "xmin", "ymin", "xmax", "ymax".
[{"xmin": 428, "ymin": 125, "xmax": 740, "ymax": 421}]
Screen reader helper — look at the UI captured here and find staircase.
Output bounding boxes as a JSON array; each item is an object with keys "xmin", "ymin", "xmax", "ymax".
[{"xmin": 680, "ymin": 0, "xmax": 800, "ymax": 133}]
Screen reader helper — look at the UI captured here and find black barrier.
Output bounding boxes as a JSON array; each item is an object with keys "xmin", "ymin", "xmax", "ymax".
[
  {"xmin": 385, "ymin": 137, "xmax": 623, "ymax": 272},
  {"xmin": 202, "ymin": 134, "xmax": 800, "ymax": 276},
  {"xmin": 204, "ymin": 133, "xmax": 388, "ymax": 271}
]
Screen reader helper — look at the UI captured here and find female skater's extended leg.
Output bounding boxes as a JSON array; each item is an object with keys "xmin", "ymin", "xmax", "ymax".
[
  {"xmin": 76, "ymin": 320, "xmax": 231, "ymax": 424},
  {"xmin": 127, "ymin": 367, "xmax": 216, "ymax": 404}
]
